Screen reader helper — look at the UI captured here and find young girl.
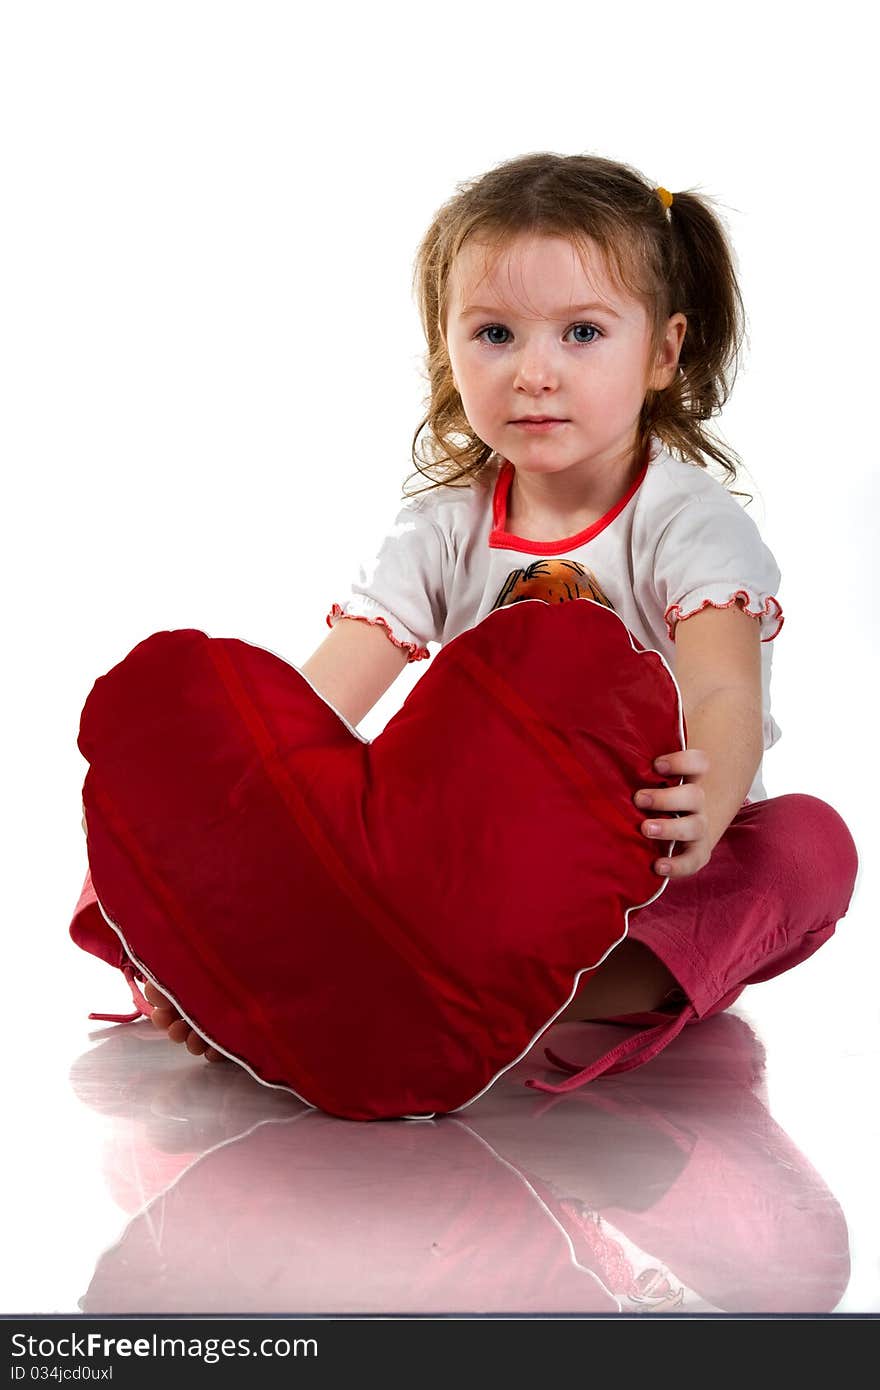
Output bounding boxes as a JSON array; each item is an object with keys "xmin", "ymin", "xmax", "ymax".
[{"xmin": 125, "ymin": 151, "xmax": 859, "ymax": 1078}]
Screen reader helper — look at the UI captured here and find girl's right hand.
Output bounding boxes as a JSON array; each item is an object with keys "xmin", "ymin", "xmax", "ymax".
[{"xmin": 81, "ymin": 801, "xmax": 87, "ymax": 836}]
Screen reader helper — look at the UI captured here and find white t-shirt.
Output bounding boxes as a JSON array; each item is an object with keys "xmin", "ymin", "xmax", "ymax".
[{"xmin": 327, "ymin": 434, "xmax": 783, "ymax": 803}]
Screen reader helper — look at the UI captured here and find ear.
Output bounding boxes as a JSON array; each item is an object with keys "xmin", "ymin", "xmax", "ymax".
[{"xmin": 649, "ymin": 313, "xmax": 687, "ymax": 391}]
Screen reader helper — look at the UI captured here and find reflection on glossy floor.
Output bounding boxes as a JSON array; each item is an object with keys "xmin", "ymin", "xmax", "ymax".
[{"xmin": 19, "ymin": 971, "xmax": 874, "ymax": 1317}]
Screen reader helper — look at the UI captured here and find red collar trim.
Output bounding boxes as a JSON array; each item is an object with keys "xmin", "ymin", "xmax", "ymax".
[{"xmin": 489, "ymin": 439, "xmax": 652, "ymax": 554}]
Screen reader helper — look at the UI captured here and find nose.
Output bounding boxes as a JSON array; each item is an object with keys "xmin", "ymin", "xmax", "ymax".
[{"xmin": 512, "ymin": 342, "xmax": 561, "ymax": 393}]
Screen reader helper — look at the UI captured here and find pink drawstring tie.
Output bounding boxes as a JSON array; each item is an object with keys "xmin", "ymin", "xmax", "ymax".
[
  {"xmin": 524, "ymin": 1003, "xmax": 696, "ymax": 1094},
  {"xmin": 88, "ymin": 960, "xmax": 154, "ymax": 1024}
]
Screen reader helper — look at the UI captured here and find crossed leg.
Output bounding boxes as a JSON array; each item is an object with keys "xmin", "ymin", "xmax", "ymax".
[{"xmin": 554, "ymin": 938, "xmax": 682, "ymax": 1023}]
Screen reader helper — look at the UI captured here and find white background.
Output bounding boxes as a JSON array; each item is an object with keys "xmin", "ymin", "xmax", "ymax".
[{"xmin": 1, "ymin": 0, "xmax": 877, "ymax": 1313}]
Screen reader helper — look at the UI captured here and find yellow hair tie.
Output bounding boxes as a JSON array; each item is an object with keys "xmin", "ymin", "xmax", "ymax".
[{"xmin": 655, "ymin": 186, "xmax": 674, "ymax": 210}]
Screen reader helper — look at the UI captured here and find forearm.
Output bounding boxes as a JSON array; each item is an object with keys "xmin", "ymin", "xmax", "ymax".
[{"xmin": 681, "ymin": 688, "xmax": 764, "ymax": 849}]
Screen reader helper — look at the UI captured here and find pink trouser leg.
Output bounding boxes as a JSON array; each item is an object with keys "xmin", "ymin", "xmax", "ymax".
[{"xmin": 559, "ymin": 793, "xmax": 859, "ymax": 1026}]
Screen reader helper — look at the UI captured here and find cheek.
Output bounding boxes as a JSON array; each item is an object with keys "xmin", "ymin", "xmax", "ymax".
[
  {"xmin": 457, "ymin": 359, "xmax": 499, "ymax": 403},
  {"xmin": 579, "ymin": 358, "xmax": 644, "ymax": 404}
]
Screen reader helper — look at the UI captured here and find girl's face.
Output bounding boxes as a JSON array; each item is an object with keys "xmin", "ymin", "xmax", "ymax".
[{"xmin": 445, "ymin": 233, "xmax": 686, "ymax": 479}]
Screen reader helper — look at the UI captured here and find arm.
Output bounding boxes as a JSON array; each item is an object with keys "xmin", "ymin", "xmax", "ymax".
[
  {"xmin": 679, "ymin": 686, "xmax": 763, "ymax": 850},
  {"xmin": 673, "ymin": 598, "xmax": 764, "ymax": 846},
  {"xmin": 635, "ymin": 600, "xmax": 765, "ymax": 877},
  {"xmin": 299, "ymin": 617, "xmax": 411, "ymax": 728}
]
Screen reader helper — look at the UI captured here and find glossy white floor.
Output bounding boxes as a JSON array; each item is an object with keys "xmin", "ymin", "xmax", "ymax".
[{"xmin": 5, "ymin": 783, "xmax": 875, "ymax": 1317}]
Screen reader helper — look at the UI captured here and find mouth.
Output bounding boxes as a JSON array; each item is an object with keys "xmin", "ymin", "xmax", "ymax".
[{"xmin": 511, "ymin": 418, "xmax": 569, "ymax": 431}]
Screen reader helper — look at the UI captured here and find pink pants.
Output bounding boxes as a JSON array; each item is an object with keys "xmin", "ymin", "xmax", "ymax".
[
  {"xmin": 530, "ymin": 793, "xmax": 860, "ymax": 1094},
  {"xmin": 627, "ymin": 793, "xmax": 860, "ymax": 1017}
]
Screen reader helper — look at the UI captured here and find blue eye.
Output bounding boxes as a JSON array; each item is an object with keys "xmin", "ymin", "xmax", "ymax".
[
  {"xmin": 474, "ymin": 322, "xmax": 603, "ymax": 346},
  {"xmin": 570, "ymin": 322, "xmax": 602, "ymax": 344}
]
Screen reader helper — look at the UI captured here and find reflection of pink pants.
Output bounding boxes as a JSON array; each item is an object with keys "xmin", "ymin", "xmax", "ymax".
[{"xmin": 626, "ymin": 793, "xmax": 860, "ymax": 1019}]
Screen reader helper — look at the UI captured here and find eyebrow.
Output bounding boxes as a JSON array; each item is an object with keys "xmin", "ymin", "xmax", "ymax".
[{"xmin": 458, "ymin": 300, "xmax": 621, "ymax": 320}]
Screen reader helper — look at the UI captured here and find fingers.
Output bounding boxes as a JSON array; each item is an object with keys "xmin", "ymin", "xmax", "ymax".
[
  {"xmin": 641, "ymin": 810, "xmax": 705, "ymax": 839},
  {"xmin": 642, "ymin": 818, "xmax": 707, "ymax": 878},
  {"xmin": 652, "ymin": 842, "xmax": 711, "ymax": 880},
  {"xmin": 636, "ymin": 786, "xmax": 701, "ymax": 813},
  {"xmin": 653, "ymin": 748, "xmax": 709, "ymax": 776},
  {"xmin": 634, "ymin": 750, "xmax": 708, "ymax": 831},
  {"xmin": 637, "ymin": 798, "xmax": 710, "ymax": 879},
  {"xmin": 638, "ymin": 769, "xmax": 706, "ymax": 838}
]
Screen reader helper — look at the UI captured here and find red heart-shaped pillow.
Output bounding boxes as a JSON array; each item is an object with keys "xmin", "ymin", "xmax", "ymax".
[{"xmin": 74, "ymin": 599, "xmax": 684, "ymax": 1120}]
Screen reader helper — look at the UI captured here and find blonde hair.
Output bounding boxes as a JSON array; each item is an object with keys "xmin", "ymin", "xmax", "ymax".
[{"xmin": 404, "ymin": 150, "xmax": 752, "ymax": 506}]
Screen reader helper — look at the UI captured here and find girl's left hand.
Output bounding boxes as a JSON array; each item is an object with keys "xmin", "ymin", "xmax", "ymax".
[{"xmin": 634, "ymin": 748, "xmax": 712, "ymax": 880}]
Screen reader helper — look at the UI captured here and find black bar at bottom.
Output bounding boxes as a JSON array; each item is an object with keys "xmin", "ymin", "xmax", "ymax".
[{"xmin": 3, "ymin": 1314, "xmax": 877, "ymax": 1385}]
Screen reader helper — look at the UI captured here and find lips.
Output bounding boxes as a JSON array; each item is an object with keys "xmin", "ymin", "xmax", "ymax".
[{"xmin": 512, "ymin": 418, "xmax": 568, "ymax": 432}]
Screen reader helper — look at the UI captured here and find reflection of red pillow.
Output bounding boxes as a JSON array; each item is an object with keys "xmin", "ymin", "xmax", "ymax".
[{"xmin": 73, "ymin": 599, "xmax": 685, "ymax": 1121}]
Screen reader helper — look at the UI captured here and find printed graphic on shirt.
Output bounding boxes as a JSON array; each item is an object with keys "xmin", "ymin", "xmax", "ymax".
[{"xmin": 491, "ymin": 559, "xmax": 615, "ymax": 614}]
